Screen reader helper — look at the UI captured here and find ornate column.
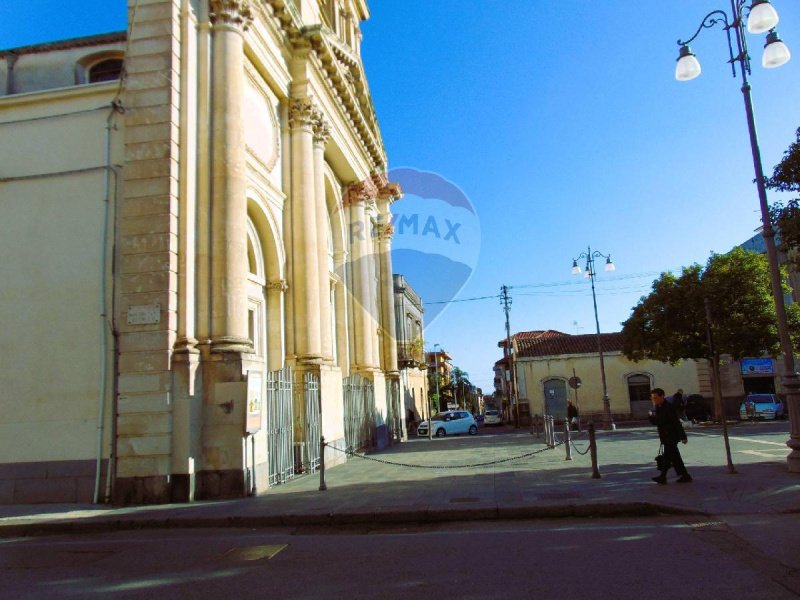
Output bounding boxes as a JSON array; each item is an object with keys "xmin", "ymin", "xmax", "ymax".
[
  {"xmin": 209, "ymin": 0, "xmax": 253, "ymax": 353},
  {"xmin": 312, "ymin": 113, "xmax": 334, "ymax": 362},
  {"xmin": 345, "ymin": 181, "xmax": 377, "ymax": 370},
  {"xmin": 375, "ymin": 177, "xmax": 402, "ymax": 375},
  {"xmin": 288, "ymin": 97, "xmax": 322, "ymax": 361}
]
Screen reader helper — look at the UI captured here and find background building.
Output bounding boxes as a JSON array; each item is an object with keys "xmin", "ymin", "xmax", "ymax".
[
  {"xmin": 508, "ymin": 331, "xmax": 706, "ymax": 422},
  {"xmin": 393, "ymin": 274, "xmax": 427, "ymax": 435}
]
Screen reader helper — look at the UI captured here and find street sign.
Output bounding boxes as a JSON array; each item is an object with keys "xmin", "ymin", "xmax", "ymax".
[{"xmin": 568, "ymin": 376, "xmax": 582, "ymax": 389}]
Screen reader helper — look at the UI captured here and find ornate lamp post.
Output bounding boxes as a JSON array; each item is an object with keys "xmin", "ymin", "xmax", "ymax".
[
  {"xmin": 431, "ymin": 343, "xmax": 441, "ymax": 440},
  {"xmin": 572, "ymin": 247, "xmax": 616, "ymax": 430},
  {"xmin": 676, "ymin": 0, "xmax": 800, "ymax": 472}
]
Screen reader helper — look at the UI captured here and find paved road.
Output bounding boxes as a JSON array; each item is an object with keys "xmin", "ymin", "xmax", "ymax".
[{"xmin": 1, "ymin": 515, "xmax": 799, "ymax": 599}]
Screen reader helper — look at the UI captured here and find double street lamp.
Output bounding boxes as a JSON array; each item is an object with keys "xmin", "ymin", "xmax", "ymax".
[
  {"xmin": 572, "ymin": 247, "xmax": 616, "ymax": 430},
  {"xmin": 676, "ymin": 1, "xmax": 800, "ymax": 471},
  {"xmin": 430, "ymin": 343, "xmax": 441, "ymax": 441}
]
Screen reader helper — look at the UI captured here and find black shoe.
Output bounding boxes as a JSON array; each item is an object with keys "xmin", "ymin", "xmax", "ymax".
[
  {"xmin": 676, "ymin": 475, "xmax": 692, "ymax": 483},
  {"xmin": 652, "ymin": 475, "xmax": 667, "ymax": 485}
]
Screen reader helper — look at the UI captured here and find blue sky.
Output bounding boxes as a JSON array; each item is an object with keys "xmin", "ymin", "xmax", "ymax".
[{"xmin": 4, "ymin": 1, "xmax": 799, "ymax": 391}]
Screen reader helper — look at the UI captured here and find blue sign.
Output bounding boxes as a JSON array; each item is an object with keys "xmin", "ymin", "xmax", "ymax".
[{"xmin": 740, "ymin": 358, "xmax": 774, "ymax": 375}]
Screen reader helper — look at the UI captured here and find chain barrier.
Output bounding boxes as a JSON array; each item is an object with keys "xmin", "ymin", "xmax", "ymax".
[
  {"xmin": 323, "ymin": 440, "xmax": 565, "ymax": 470},
  {"xmin": 570, "ymin": 439, "xmax": 592, "ymax": 456}
]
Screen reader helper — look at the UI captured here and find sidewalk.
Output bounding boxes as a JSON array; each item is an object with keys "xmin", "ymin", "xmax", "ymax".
[{"xmin": 1, "ymin": 424, "xmax": 798, "ymax": 537}]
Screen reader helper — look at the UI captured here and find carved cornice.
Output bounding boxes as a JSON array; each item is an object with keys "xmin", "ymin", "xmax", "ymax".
[
  {"xmin": 288, "ymin": 97, "xmax": 315, "ymax": 130},
  {"xmin": 209, "ymin": 0, "xmax": 254, "ymax": 31},
  {"xmin": 260, "ymin": 4, "xmax": 386, "ymax": 167}
]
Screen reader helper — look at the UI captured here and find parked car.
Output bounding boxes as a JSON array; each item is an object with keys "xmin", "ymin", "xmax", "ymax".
[
  {"xmin": 483, "ymin": 409, "xmax": 503, "ymax": 426},
  {"xmin": 417, "ymin": 410, "xmax": 478, "ymax": 437},
  {"xmin": 685, "ymin": 394, "xmax": 711, "ymax": 422},
  {"xmin": 739, "ymin": 393, "xmax": 786, "ymax": 420}
]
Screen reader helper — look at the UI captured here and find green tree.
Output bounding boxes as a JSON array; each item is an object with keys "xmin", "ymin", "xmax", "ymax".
[
  {"xmin": 768, "ymin": 127, "xmax": 800, "ymax": 267},
  {"xmin": 622, "ymin": 248, "xmax": 799, "ymax": 364}
]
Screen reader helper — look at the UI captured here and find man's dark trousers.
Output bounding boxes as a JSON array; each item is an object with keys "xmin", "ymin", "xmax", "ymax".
[{"xmin": 661, "ymin": 442, "xmax": 688, "ymax": 477}]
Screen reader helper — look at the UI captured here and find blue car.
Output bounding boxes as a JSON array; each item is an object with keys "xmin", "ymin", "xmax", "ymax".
[{"xmin": 739, "ymin": 394, "xmax": 786, "ymax": 420}]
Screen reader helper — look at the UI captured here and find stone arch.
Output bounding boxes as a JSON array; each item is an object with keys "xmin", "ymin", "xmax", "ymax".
[
  {"xmin": 247, "ymin": 193, "xmax": 286, "ymax": 371},
  {"xmin": 324, "ymin": 169, "xmax": 349, "ymax": 372}
]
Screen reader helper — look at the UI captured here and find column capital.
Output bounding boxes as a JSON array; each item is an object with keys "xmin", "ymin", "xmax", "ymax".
[
  {"xmin": 288, "ymin": 97, "xmax": 316, "ymax": 131},
  {"xmin": 371, "ymin": 171, "xmax": 403, "ymax": 203},
  {"xmin": 312, "ymin": 111, "xmax": 331, "ymax": 146},
  {"xmin": 266, "ymin": 279, "xmax": 289, "ymax": 292},
  {"xmin": 343, "ymin": 180, "xmax": 378, "ymax": 207},
  {"xmin": 209, "ymin": 0, "xmax": 254, "ymax": 31},
  {"xmin": 378, "ymin": 222, "xmax": 394, "ymax": 242}
]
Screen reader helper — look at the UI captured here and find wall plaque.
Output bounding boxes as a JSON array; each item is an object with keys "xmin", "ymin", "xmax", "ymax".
[{"xmin": 127, "ymin": 303, "xmax": 161, "ymax": 325}]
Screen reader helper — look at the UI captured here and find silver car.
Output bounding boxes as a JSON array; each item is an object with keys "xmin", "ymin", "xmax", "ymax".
[
  {"xmin": 483, "ymin": 408, "xmax": 503, "ymax": 426},
  {"xmin": 417, "ymin": 410, "xmax": 478, "ymax": 437}
]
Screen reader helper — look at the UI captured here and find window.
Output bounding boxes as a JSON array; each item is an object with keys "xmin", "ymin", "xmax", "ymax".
[
  {"xmin": 627, "ymin": 374, "xmax": 652, "ymax": 403},
  {"xmin": 88, "ymin": 58, "xmax": 124, "ymax": 83}
]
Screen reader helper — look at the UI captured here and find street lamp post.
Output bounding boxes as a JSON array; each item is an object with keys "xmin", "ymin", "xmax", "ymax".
[
  {"xmin": 676, "ymin": 0, "xmax": 800, "ymax": 472},
  {"xmin": 572, "ymin": 247, "xmax": 616, "ymax": 430},
  {"xmin": 431, "ymin": 343, "xmax": 441, "ymax": 441}
]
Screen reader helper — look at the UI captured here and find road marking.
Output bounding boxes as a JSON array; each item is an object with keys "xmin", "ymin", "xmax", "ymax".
[
  {"xmin": 225, "ymin": 544, "xmax": 288, "ymax": 561},
  {"xmin": 736, "ymin": 449, "xmax": 785, "ymax": 458},
  {"xmin": 691, "ymin": 431, "xmax": 786, "ymax": 446}
]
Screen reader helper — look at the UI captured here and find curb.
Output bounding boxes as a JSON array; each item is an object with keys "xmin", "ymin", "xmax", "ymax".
[{"xmin": 0, "ymin": 502, "xmax": 707, "ymax": 538}]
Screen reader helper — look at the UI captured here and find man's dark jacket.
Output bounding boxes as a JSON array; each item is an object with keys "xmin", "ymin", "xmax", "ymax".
[{"xmin": 653, "ymin": 401, "xmax": 687, "ymax": 445}]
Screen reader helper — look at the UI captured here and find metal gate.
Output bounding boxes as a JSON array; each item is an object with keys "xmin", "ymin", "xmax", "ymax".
[
  {"xmin": 385, "ymin": 377, "xmax": 401, "ymax": 443},
  {"xmin": 302, "ymin": 371, "xmax": 321, "ymax": 473},
  {"xmin": 343, "ymin": 374, "xmax": 376, "ymax": 452},
  {"xmin": 266, "ymin": 366, "xmax": 294, "ymax": 486}
]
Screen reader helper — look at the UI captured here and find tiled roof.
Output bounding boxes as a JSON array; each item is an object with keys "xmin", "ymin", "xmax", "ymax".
[
  {"xmin": 1, "ymin": 32, "xmax": 126, "ymax": 56},
  {"xmin": 498, "ymin": 330, "xmax": 567, "ymax": 347},
  {"xmin": 517, "ymin": 332, "xmax": 624, "ymax": 358}
]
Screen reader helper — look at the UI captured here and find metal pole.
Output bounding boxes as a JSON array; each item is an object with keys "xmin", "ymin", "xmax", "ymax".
[
  {"xmin": 319, "ymin": 435, "xmax": 327, "ymax": 491},
  {"xmin": 736, "ymin": 52, "xmax": 800, "ymax": 472},
  {"xmin": 589, "ymin": 422, "xmax": 601, "ymax": 479},
  {"xmin": 564, "ymin": 419, "xmax": 573, "ymax": 461},
  {"xmin": 588, "ymin": 248, "xmax": 613, "ymax": 431},
  {"xmin": 501, "ymin": 285, "xmax": 520, "ymax": 428}
]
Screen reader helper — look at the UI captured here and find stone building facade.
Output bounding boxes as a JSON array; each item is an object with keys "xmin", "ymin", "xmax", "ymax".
[
  {"xmin": 0, "ymin": 0, "xmax": 401, "ymax": 504},
  {"xmin": 393, "ymin": 274, "xmax": 428, "ymax": 433}
]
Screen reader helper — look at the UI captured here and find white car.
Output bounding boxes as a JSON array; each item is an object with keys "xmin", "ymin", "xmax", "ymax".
[
  {"xmin": 417, "ymin": 410, "xmax": 478, "ymax": 437},
  {"xmin": 483, "ymin": 409, "xmax": 503, "ymax": 426}
]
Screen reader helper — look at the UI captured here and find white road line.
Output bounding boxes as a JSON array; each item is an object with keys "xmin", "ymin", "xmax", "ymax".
[
  {"xmin": 736, "ymin": 449, "xmax": 785, "ymax": 458},
  {"xmin": 691, "ymin": 431, "xmax": 786, "ymax": 446}
]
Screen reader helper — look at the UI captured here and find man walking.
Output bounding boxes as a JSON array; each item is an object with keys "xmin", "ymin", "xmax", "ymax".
[{"xmin": 650, "ymin": 387, "xmax": 692, "ymax": 484}]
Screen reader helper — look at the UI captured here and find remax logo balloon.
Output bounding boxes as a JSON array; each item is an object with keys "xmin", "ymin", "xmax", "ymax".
[
  {"xmin": 334, "ymin": 168, "xmax": 480, "ymax": 330},
  {"xmin": 389, "ymin": 167, "xmax": 481, "ymax": 327}
]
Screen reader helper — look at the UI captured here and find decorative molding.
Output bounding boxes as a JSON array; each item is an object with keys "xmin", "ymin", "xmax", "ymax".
[
  {"xmin": 209, "ymin": 0, "xmax": 254, "ymax": 31},
  {"xmin": 244, "ymin": 62, "xmax": 280, "ymax": 172}
]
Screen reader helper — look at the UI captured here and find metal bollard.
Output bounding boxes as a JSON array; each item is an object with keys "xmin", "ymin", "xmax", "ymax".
[
  {"xmin": 544, "ymin": 415, "xmax": 551, "ymax": 447},
  {"xmin": 548, "ymin": 415, "xmax": 556, "ymax": 448},
  {"xmin": 319, "ymin": 436, "xmax": 328, "ymax": 491},
  {"xmin": 564, "ymin": 419, "xmax": 572, "ymax": 461},
  {"xmin": 588, "ymin": 423, "xmax": 601, "ymax": 479}
]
